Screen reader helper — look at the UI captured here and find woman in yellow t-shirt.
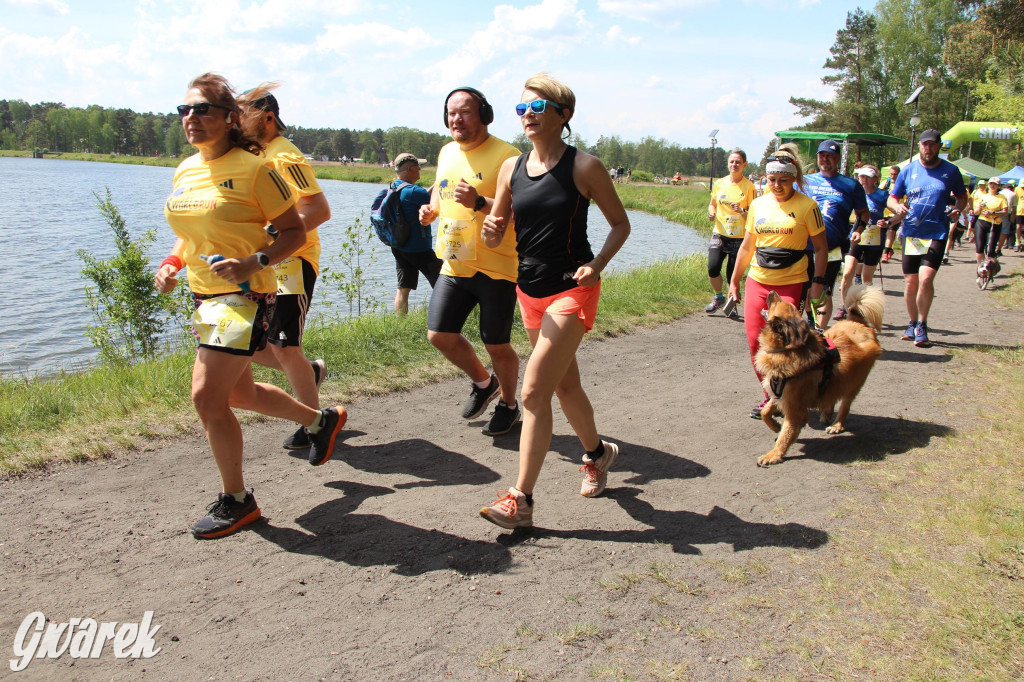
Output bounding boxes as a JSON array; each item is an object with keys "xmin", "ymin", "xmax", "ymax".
[
  {"xmin": 973, "ymin": 177, "xmax": 1007, "ymax": 265},
  {"xmin": 705, "ymin": 148, "xmax": 757, "ymax": 317},
  {"xmin": 154, "ymin": 73, "xmax": 347, "ymax": 540},
  {"xmin": 728, "ymin": 149, "xmax": 828, "ymax": 419}
]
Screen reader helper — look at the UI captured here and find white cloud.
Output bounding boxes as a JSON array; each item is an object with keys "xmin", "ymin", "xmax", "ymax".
[
  {"xmin": 597, "ymin": 0, "xmax": 707, "ymax": 22},
  {"xmin": 5, "ymin": 0, "xmax": 69, "ymax": 14},
  {"xmin": 235, "ymin": 0, "xmax": 360, "ymax": 31},
  {"xmin": 605, "ymin": 24, "xmax": 639, "ymax": 45},
  {"xmin": 644, "ymin": 75, "xmax": 662, "ymax": 88},
  {"xmin": 315, "ymin": 23, "xmax": 436, "ymax": 56}
]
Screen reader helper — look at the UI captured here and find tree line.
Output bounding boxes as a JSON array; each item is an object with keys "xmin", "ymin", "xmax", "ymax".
[
  {"xmin": 0, "ymin": 98, "xmax": 737, "ymax": 178},
  {"xmin": 790, "ymin": 0, "xmax": 1023, "ymax": 170}
]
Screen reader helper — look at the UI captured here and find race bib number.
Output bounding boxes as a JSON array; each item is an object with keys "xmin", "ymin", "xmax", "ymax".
[
  {"xmin": 905, "ymin": 237, "xmax": 931, "ymax": 256},
  {"xmin": 275, "ymin": 257, "xmax": 304, "ymax": 295},
  {"xmin": 192, "ymin": 294, "xmax": 258, "ymax": 350},
  {"xmin": 828, "ymin": 246, "xmax": 842, "ymax": 262},
  {"xmin": 861, "ymin": 224, "xmax": 881, "ymax": 246},
  {"xmin": 723, "ymin": 214, "xmax": 744, "ymax": 238},
  {"xmin": 436, "ymin": 218, "xmax": 477, "ymax": 262}
]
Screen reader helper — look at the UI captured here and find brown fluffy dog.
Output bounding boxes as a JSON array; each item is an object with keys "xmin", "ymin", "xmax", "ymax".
[
  {"xmin": 977, "ymin": 257, "xmax": 1000, "ymax": 290},
  {"xmin": 752, "ymin": 285, "xmax": 884, "ymax": 466}
]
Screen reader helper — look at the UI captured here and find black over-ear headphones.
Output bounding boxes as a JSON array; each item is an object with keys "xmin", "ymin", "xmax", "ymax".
[{"xmin": 442, "ymin": 87, "xmax": 494, "ymax": 128}]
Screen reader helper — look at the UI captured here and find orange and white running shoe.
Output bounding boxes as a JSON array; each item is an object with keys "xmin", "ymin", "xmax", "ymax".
[{"xmin": 479, "ymin": 488, "xmax": 533, "ymax": 529}]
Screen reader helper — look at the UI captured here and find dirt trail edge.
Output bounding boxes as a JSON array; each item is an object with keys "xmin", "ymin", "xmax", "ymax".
[{"xmin": 3, "ymin": 247, "xmax": 1022, "ymax": 681}]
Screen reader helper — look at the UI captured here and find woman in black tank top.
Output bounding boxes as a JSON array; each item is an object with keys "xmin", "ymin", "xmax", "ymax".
[{"xmin": 478, "ymin": 73, "xmax": 631, "ymax": 530}]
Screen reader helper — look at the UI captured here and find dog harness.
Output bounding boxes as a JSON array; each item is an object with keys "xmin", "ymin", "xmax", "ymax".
[{"xmin": 767, "ymin": 333, "xmax": 840, "ymax": 399}]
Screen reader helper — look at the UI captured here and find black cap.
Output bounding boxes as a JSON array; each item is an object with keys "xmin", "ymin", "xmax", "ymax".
[
  {"xmin": 247, "ymin": 92, "xmax": 287, "ymax": 131},
  {"xmin": 919, "ymin": 128, "xmax": 941, "ymax": 143}
]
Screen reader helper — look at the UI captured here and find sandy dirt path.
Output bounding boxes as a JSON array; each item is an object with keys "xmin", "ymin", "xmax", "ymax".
[{"xmin": 2, "ymin": 245, "xmax": 1022, "ymax": 681}]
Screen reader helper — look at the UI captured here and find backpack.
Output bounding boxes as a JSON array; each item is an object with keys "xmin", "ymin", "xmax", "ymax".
[{"xmin": 370, "ymin": 181, "xmax": 412, "ymax": 247}]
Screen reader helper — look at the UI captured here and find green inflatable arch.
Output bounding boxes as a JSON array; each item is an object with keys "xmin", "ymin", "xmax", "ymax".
[{"xmin": 941, "ymin": 122, "xmax": 1020, "ymax": 154}]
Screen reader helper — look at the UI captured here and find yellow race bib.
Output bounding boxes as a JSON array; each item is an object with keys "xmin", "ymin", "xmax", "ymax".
[
  {"xmin": 192, "ymin": 294, "xmax": 259, "ymax": 350},
  {"xmin": 828, "ymin": 246, "xmax": 843, "ymax": 262},
  {"xmin": 723, "ymin": 214, "xmax": 744, "ymax": 238},
  {"xmin": 905, "ymin": 238, "xmax": 932, "ymax": 256},
  {"xmin": 274, "ymin": 257, "xmax": 304, "ymax": 295},
  {"xmin": 436, "ymin": 218, "xmax": 477, "ymax": 262}
]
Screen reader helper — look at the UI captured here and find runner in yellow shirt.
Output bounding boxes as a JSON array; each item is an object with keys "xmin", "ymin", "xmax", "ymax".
[
  {"xmin": 973, "ymin": 177, "xmax": 1007, "ymax": 267},
  {"xmin": 154, "ymin": 73, "xmax": 347, "ymax": 539},
  {"xmin": 705, "ymin": 149, "xmax": 756, "ymax": 318},
  {"xmin": 238, "ymin": 84, "xmax": 332, "ymax": 452}
]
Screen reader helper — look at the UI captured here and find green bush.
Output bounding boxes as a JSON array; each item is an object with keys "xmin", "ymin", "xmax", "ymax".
[{"xmin": 631, "ymin": 169, "xmax": 654, "ymax": 183}]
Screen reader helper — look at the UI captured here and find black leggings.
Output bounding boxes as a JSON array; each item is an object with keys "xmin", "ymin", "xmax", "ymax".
[
  {"xmin": 975, "ymin": 220, "xmax": 999, "ymax": 258},
  {"xmin": 707, "ymin": 234, "xmax": 742, "ymax": 281}
]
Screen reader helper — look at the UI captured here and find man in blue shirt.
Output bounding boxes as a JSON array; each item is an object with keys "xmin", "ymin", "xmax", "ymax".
[
  {"xmin": 887, "ymin": 129, "xmax": 967, "ymax": 347},
  {"xmin": 389, "ymin": 153, "xmax": 443, "ymax": 315},
  {"xmin": 802, "ymin": 139, "xmax": 869, "ymax": 323}
]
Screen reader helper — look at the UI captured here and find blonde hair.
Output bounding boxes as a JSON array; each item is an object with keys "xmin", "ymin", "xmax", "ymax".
[
  {"xmin": 769, "ymin": 144, "xmax": 806, "ymax": 191},
  {"xmin": 236, "ymin": 81, "xmax": 283, "ymax": 142},
  {"xmin": 523, "ymin": 72, "xmax": 575, "ymax": 137}
]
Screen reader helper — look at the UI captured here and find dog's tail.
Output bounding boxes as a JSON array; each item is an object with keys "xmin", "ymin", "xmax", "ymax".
[{"xmin": 844, "ymin": 284, "xmax": 884, "ymax": 332}]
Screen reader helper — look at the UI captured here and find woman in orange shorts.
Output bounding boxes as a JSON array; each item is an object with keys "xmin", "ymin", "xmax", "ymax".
[{"xmin": 478, "ymin": 73, "xmax": 630, "ymax": 529}]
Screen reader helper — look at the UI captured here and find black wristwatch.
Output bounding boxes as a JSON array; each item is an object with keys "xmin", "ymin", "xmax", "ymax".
[
  {"xmin": 255, "ymin": 252, "xmax": 270, "ymax": 269},
  {"xmin": 474, "ymin": 194, "xmax": 487, "ymax": 212},
  {"xmin": 811, "ymin": 276, "xmax": 827, "ymax": 285}
]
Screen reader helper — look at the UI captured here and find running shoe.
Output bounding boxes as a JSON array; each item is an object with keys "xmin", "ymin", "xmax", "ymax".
[
  {"xmin": 881, "ymin": 248, "xmax": 893, "ymax": 263},
  {"xmin": 308, "ymin": 406, "xmax": 348, "ymax": 466},
  {"xmin": 833, "ymin": 306, "xmax": 847, "ymax": 321},
  {"xmin": 901, "ymin": 321, "xmax": 917, "ymax": 341},
  {"xmin": 461, "ymin": 375, "xmax": 499, "ymax": 419},
  {"xmin": 479, "ymin": 488, "xmax": 533, "ymax": 529},
  {"xmin": 704, "ymin": 295, "xmax": 724, "ymax": 314},
  {"xmin": 914, "ymin": 322, "xmax": 932, "ymax": 348},
  {"xmin": 482, "ymin": 400, "xmax": 521, "ymax": 436},
  {"xmin": 311, "ymin": 359, "xmax": 326, "ymax": 389},
  {"xmin": 726, "ymin": 306, "xmax": 740, "ymax": 320},
  {"xmin": 282, "ymin": 360, "xmax": 329, "ymax": 450},
  {"xmin": 942, "ymin": 255, "xmax": 950, "ymax": 264},
  {"xmin": 580, "ymin": 441, "xmax": 620, "ymax": 498},
  {"xmin": 191, "ymin": 490, "xmax": 261, "ymax": 539},
  {"xmin": 750, "ymin": 396, "xmax": 770, "ymax": 420}
]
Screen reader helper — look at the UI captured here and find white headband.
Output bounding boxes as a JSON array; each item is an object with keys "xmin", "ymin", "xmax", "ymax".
[{"xmin": 766, "ymin": 161, "xmax": 797, "ymax": 175}]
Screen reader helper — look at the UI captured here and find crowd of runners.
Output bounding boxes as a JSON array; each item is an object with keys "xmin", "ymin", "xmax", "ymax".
[{"xmin": 155, "ymin": 71, "xmax": 1019, "ymax": 540}]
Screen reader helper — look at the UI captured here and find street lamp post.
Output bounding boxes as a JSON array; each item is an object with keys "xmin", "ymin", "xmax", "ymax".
[
  {"xmin": 708, "ymin": 129, "xmax": 719, "ymax": 191},
  {"xmin": 905, "ymin": 85, "xmax": 925, "ymax": 163}
]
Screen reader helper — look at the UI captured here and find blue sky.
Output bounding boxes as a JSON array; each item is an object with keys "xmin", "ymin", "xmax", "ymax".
[{"xmin": 2, "ymin": 0, "xmax": 870, "ymax": 157}]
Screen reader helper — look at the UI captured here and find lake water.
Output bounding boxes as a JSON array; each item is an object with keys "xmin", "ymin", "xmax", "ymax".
[{"xmin": 0, "ymin": 157, "xmax": 705, "ymax": 377}]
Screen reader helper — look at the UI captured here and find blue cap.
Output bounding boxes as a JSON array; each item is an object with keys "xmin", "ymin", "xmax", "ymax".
[{"xmin": 817, "ymin": 139, "xmax": 840, "ymax": 155}]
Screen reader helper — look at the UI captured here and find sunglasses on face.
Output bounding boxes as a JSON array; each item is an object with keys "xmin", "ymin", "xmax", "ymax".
[
  {"xmin": 515, "ymin": 100, "xmax": 564, "ymax": 117},
  {"xmin": 176, "ymin": 102, "xmax": 231, "ymax": 117}
]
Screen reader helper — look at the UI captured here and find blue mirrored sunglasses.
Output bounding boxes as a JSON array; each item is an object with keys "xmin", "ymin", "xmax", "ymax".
[{"xmin": 515, "ymin": 100, "xmax": 564, "ymax": 117}]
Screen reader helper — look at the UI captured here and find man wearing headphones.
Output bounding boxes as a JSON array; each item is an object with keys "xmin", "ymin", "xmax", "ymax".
[
  {"xmin": 419, "ymin": 87, "xmax": 522, "ymax": 436},
  {"xmin": 238, "ymin": 86, "xmax": 332, "ymax": 451}
]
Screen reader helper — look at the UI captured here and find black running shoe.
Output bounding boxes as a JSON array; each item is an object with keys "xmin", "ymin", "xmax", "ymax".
[
  {"xmin": 191, "ymin": 491, "xmax": 261, "ymax": 539},
  {"xmin": 482, "ymin": 400, "xmax": 521, "ymax": 436},
  {"xmin": 461, "ymin": 375, "xmax": 499, "ymax": 419},
  {"xmin": 282, "ymin": 426, "xmax": 310, "ymax": 450},
  {"xmin": 309, "ymin": 406, "xmax": 348, "ymax": 466}
]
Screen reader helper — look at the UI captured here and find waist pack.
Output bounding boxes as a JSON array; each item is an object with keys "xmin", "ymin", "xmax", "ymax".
[{"xmin": 756, "ymin": 247, "xmax": 806, "ymax": 270}]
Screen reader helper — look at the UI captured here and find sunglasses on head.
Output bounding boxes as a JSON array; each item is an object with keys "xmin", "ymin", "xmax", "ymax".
[
  {"xmin": 515, "ymin": 100, "xmax": 564, "ymax": 117},
  {"xmin": 177, "ymin": 102, "xmax": 231, "ymax": 117},
  {"xmin": 765, "ymin": 154, "xmax": 795, "ymax": 164}
]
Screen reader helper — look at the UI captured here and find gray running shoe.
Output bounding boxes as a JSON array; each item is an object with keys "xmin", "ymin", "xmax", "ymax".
[
  {"xmin": 191, "ymin": 490, "xmax": 261, "ymax": 539},
  {"xmin": 580, "ymin": 441, "xmax": 620, "ymax": 498}
]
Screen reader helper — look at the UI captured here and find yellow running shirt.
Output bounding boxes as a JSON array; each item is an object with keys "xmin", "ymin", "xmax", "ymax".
[
  {"xmin": 711, "ymin": 176, "xmax": 757, "ymax": 238},
  {"xmin": 745, "ymin": 191, "xmax": 825, "ymax": 287},
  {"xmin": 435, "ymin": 135, "xmax": 520, "ymax": 282},
  {"xmin": 165, "ymin": 147, "xmax": 295, "ymax": 295},
  {"xmin": 1016, "ymin": 186, "xmax": 1024, "ymax": 216},
  {"xmin": 264, "ymin": 136, "xmax": 323, "ymax": 275},
  {"xmin": 974, "ymin": 193, "xmax": 1008, "ymax": 221}
]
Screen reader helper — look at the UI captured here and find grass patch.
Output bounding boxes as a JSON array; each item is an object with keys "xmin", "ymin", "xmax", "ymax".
[
  {"xmin": 615, "ymin": 184, "xmax": 712, "ymax": 234},
  {"xmin": 794, "ymin": 345, "xmax": 1024, "ymax": 680},
  {"xmin": 0, "ymin": 256, "xmax": 709, "ymax": 475},
  {"xmin": 991, "ymin": 266, "xmax": 1024, "ymax": 308},
  {"xmin": 555, "ymin": 622, "xmax": 601, "ymax": 646},
  {"xmin": 597, "ymin": 572, "xmax": 644, "ymax": 593}
]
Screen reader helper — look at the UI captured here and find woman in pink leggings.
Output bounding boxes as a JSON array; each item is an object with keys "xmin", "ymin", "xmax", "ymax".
[{"xmin": 727, "ymin": 149, "xmax": 828, "ymax": 419}]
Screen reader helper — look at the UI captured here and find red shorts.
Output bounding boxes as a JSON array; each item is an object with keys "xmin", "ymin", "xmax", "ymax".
[{"xmin": 516, "ymin": 282, "xmax": 601, "ymax": 331}]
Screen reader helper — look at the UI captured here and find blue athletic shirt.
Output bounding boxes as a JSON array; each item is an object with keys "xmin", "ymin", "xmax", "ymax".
[
  {"xmin": 865, "ymin": 188, "xmax": 889, "ymax": 223},
  {"xmin": 890, "ymin": 159, "xmax": 966, "ymax": 240},
  {"xmin": 802, "ymin": 173, "xmax": 867, "ymax": 250}
]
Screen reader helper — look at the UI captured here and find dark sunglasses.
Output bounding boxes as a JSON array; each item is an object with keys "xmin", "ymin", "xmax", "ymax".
[
  {"xmin": 515, "ymin": 100, "xmax": 564, "ymax": 117},
  {"xmin": 176, "ymin": 102, "xmax": 231, "ymax": 117},
  {"xmin": 765, "ymin": 154, "xmax": 795, "ymax": 164}
]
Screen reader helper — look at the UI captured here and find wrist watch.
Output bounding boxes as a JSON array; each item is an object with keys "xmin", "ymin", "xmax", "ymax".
[
  {"xmin": 255, "ymin": 252, "xmax": 270, "ymax": 270},
  {"xmin": 811, "ymin": 276, "xmax": 827, "ymax": 285},
  {"xmin": 474, "ymin": 194, "xmax": 487, "ymax": 212}
]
